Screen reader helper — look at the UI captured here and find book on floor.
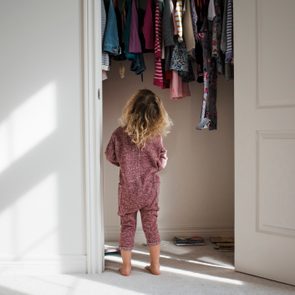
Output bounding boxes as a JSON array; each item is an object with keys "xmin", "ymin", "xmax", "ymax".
[
  {"xmin": 213, "ymin": 242, "xmax": 234, "ymax": 251},
  {"xmin": 104, "ymin": 247, "xmax": 120, "ymax": 255},
  {"xmin": 174, "ymin": 236, "xmax": 205, "ymax": 246},
  {"xmin": 209, "ymin": 236, "xmax": 234, "ymax": 244}
]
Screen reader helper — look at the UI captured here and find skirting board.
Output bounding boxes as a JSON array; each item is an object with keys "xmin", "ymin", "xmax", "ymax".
[
  {"xmin": 0, "ymin": 255, "xmax": 87, "ymax": 274},
  {"xmin": 105, "ymin": 226, "xmax": 234, "ymax": 244}
]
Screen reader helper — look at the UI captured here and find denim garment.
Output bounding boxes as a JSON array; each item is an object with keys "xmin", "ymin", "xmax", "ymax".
[
  {"xmin": 101, "ymin": 0, "xmax": 110, "ymax": 70},
  {"xmin": 123, "ymin": 0, "xmax": 136, "ymax": 60},
  {"xmin": 130, "ymin": 54, "xmax": 146, "ymax": 75},
  {"xmin": 103, "ymin": 0, "xmax": 121, "ymax": 55}
]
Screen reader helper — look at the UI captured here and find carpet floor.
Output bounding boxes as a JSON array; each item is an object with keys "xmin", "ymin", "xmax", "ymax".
[{"xmin": 0, "ymin": 241, "xmax": 294, "ymax": 295}]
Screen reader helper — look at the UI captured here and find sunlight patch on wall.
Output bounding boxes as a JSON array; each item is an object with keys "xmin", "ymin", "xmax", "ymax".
[
  {"xmin": 15, "ymin": 173, "xmax": 58, "ymax": 256},
  {"xmin": 0, "ymin": 82, "xmax": 57, "ymax": 174},
  {"xmin": 0, "ymin": 173, "xmax": 59, "ymax": 257}
]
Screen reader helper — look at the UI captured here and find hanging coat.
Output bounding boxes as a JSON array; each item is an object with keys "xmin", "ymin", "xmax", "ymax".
[
  {"xmin": 142, "ymin": 0, "xmax": 154, "ymax": 50},
  {"xmin": 103, "ymin": 0, "xmax": 121, "ymax": 55}
]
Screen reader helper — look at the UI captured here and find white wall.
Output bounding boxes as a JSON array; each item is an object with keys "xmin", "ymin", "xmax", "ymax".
[
  {"xmin": 103, "ymin": 54, "xmax": 234, "ymax": 242},
  {"xmin": 0, "ymin": 0, "xmax": 86, "ymax": 273}
]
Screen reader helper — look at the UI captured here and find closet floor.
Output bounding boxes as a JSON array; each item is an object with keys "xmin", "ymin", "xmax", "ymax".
[{"xmin": 103, "ymin": 240, "xmax": 295, "ymax": 295}]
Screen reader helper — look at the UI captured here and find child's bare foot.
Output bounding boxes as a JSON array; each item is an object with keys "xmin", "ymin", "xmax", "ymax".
[
  {"xmin": 119, "ymin": 249, "xmax": 132, "ymax": 276},
  {"xmin": 119, "ymin": 264, "xmax": 131, "ymax": 276},
  {"xmin": 145, "ymin": 264, "xmax": 160, "ymax": 275}
]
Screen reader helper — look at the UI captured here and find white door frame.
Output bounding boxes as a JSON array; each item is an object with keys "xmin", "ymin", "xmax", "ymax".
[{"xmin": 83, "ymin": 0, "xmax": 105, "ymax": 274}]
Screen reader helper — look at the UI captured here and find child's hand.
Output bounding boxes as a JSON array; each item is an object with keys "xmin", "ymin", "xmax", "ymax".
[{"xmin": 157, "ymin": 149, "xmax": 168, "ymax": 170}]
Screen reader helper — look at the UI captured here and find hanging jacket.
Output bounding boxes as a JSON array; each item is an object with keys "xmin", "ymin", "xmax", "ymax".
[
  {"xmin": 142, "ymin": 0, "xmax": 154, "ymax": 50},
  {"xmin": 129, "ymin": 0, "xmax": 142, "ymax": 53},
  {"xmin": 154, "ymin": 0, "xmax": 169, "ymax": 88},
  {"xmin": 123, "ymin": 0, "xmax": 136, "ymax": 60},
  {"xmin": 190, "ymin": 0, "xmax": 199, "ymax": 41},
  {"xmin": 101, "ymin": 0, "xmax": 110, "ymax": 70},
  {"xmin": 162, "ymin": 0, "xmax": 175, "ymax": 47},
  {"xmin": 183, "ymin": 0, "xmax": 195, "ymax": 54},
  {"xmin": 103, "ymin": 0, "xmax": 121, "ymax": 55}
]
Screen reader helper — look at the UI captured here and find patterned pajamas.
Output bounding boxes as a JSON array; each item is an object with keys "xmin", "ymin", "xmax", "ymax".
[
  {"xmin": 105, "ymin": 127, "xmax": 167, "ymax": 251},
  {"xmin": 120, "ymin": 207, "xmax": 160, "ymax": 250}
]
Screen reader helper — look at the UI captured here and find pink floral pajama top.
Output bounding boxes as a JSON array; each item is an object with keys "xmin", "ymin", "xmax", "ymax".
[{"xmin": 105, "ymin": 127, "xmax": 168, "ymax": 216}]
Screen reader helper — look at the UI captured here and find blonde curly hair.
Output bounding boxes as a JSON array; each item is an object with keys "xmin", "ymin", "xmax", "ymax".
[{"xmin": 120, "ymin": 89, "xmax": 172, "ymax": 148}]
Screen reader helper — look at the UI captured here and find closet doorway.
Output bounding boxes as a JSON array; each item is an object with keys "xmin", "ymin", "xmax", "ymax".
[
  {"xmin": 103, "ymin": 53, "xmax": 235, "ymax": 279},
  {"xmin": 90, "ymin": 0, "xmax": 295, "ymax": 285}
]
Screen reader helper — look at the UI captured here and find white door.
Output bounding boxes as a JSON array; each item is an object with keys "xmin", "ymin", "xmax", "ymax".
[{"xmin": 234, "ymin": 0, "xmax": 295, "ymax": 285}]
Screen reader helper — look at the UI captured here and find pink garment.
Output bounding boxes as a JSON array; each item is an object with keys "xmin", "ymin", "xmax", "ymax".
[
  {"xmin": 154, "ymin": 1, "xmax": 162, "ymax": 73},
  {"xmin": 170, "ymin": 70, "xmax": 191, "ymax": 99},
  {"xmin": 142, "ymin": 0, "xmax": 154, "ymax": 50},
  {"xmin": 129, "ymin": 0, "xmax": 142, "ymax": 53},
  {"xmin": 105, "ymin": 127, "xmax": 167, "ymax": 216},
  {"xmin": 154, "ymin": 59, "xmax": 166, "ymax": 88},
  {"xmin": 153, "ymin": 0, "xmax": 169, "ymax": 88}
]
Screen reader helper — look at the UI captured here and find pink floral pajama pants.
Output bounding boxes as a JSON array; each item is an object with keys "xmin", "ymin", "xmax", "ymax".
[{"xmin": 119, "ymin": 208, "xmax": 160, "ymax": 251}]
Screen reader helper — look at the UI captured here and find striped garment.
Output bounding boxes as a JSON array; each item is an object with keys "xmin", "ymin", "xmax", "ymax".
[
  {"xmin": 153, "ymin": 0, "xmax": 168, "ymax": 88},
  {"xmin": 174, "ymin": 0, "xmax": 183, "ymax": 42},
  {"xmin": 154, "ymin": 0, "xmax": 162, "ymax": 59},
  {"xmin": 225, "ymin": 0, "xmax": 233, "ymax": 63}
]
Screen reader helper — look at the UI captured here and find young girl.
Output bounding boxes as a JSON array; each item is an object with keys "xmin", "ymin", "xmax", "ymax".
[{"xmin": 105, "ymin": 89, "xmax": 172, "ymax": 276}]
